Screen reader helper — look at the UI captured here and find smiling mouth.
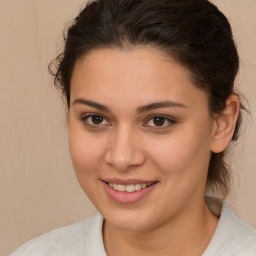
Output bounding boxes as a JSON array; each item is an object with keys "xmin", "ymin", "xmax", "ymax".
[
  {"xmin": 104, "ymin": 182, "xmax": 156, "ymax": 193},
  {"xmin": 102, "ymin": 179, "xmax": 158, "ymax": 204}
]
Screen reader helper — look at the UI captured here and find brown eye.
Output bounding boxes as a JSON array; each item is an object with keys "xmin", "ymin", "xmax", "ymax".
[
  {"xmin": 153, "ymin": 117, "xmax": 165, "ymax": 126},
  {"xmin": 91, "ymin": 115, "xmax": 104, "ymax": 124},
  {"xmin": 145, "ymin": 115, "xmax": 175, "ymax": 128},
  {"xmin": 81, "ymin": 114, "xmax": 111, "ymax": 128}
]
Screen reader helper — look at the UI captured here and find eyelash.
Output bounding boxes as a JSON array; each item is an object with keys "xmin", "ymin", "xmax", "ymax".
[
  {"xmin": 144, "ymin": 115, "xmax": 176, "ymax": 129},
  {"xmin": 80, "ymin": 114, "xmax": 111, "ymax": 128},
  {"xmin": 80, "ymin": 114, "xmax": 176, "ymax": 129}
]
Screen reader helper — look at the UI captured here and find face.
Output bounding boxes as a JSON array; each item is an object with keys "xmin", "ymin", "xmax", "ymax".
[{"xmin": 69, "ymin": 47, "xmax": 216, "ymax": 231}]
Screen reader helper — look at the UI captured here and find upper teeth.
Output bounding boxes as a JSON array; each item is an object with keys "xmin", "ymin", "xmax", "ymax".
[{"xmin": 109, "ymin": 183, "xmax": 152, "ymax": 192}]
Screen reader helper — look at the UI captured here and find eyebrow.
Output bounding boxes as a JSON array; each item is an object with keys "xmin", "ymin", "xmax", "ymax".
[
  {"xmin": 136, "ymin": 101, "xmax": 188, "ymax": 113},
  {"xmin": 72, "ymin": 98, "xmax": 188, "ymax": 113},
  {"xmin": 72, "ymin": 98, "xmax": 111, "ymax": 112}
]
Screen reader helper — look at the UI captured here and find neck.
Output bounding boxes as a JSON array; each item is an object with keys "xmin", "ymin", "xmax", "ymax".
[{"xmin": 103, "ymin": 199, "xmax": 218, "ymax": 256}]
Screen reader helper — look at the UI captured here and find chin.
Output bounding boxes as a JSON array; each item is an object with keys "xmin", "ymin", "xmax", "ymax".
[{"xmin": 102, "ymin": 207, "xmax": 159, "ymax": 232}]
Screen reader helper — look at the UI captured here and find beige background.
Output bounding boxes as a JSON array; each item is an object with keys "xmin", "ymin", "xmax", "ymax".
[{"xmin": 1, "ymin": 0, "xmax": 255, "ymax": 255}]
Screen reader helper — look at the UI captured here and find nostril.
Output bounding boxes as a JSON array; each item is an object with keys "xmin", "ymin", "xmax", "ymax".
[{"xmin": 104, "ymin": 135, "xmax": 146, "ymax": 171}]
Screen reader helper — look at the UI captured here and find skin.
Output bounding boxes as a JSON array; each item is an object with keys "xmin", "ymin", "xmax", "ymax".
[{"xmin": 68, "ymin": 47, "xmax": 239, "ymax": 256}]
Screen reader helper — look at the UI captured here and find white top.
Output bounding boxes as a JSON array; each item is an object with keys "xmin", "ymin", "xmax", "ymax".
[{"xmin": 11, "ymin": 197, "xmax": 256, "ymax": 256}]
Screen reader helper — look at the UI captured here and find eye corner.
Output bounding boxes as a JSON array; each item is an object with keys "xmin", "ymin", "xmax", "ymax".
[
  {"xmin": 80, "ymin": 113, "xmax": 112, "ymax": 129},
  {"xmin": 143, "ymin": 115, "xmax": 176, "ymax": 129}
]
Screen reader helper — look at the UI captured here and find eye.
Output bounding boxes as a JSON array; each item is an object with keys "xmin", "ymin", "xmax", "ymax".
[
  {"xmin": 81, "ymin": 114, "xmax": 111, "ymax": 127},
  {"xmin": 144, "ymin": 115, "xmax": 175, "ymax": 128}
]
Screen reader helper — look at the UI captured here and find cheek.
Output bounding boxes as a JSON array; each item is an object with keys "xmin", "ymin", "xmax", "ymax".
[
  {"xmin": 68, "ymin": 124, "xmax": 106, "ymax": 176},
  {"xmin": 148, "ymin": 124, "xmax": 212, "ymax": 179},
  {"xmin": 144, "ymin": 126, "xmax": 213, "ymax": 212}
]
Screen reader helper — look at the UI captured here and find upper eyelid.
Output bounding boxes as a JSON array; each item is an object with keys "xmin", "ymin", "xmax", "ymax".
[
  {"xmin": 80, "ymin": 113, "xmax": 174, "ymax": 120},
  {"xmin": 145, "ymin": 114, "xmax": 176, "ymax": 122},
  {"xmin": 80, "ymin": 113, "xmax": 111, "ymax": 126},
  {"xmin": 143, "ymin": 115, "xmax": 176, "ymax": 128},
  {"xmin": 80, "ymin": 113, "xmax": 176, "ymax": 126},
  {"xmin": 81, "ymin": 113, "xmax": 108, "ymax": 120}
]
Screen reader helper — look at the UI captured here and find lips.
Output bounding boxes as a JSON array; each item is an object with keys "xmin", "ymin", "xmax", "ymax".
[
  {"xmin": 110, "ymin": 183, "xmax": 152, "ymax": 192},
  {"xmin": 102, "ymin": 178, "xmax": 157, "ymax": 185},
  {"xmin": 101, "ymin": 178, "xmax": 158, "ymax": 204}
]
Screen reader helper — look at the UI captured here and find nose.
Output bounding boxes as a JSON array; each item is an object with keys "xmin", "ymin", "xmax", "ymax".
[{"xmin": 104, "ymin": 126, "xmax": 146, "ymax": 171}]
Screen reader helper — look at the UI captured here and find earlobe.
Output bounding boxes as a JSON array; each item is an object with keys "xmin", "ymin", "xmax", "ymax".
[{"xmin": 210, "ymin": 94, "xmax": 240, "ymax": 153}]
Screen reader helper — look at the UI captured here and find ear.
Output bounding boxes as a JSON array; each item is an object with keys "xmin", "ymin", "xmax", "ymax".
[{"xmin": 210, "ymin": 94, "xmax": 240, "ymax": 153}]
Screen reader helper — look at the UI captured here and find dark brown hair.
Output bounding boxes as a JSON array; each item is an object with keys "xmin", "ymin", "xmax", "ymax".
[{"xmin": 50, "ymin": 0, "xmax": 246, "ymax": 197}]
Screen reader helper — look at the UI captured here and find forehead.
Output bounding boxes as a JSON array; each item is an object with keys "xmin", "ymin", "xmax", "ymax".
[{"xmin": 70, "ymin": 47, "xmax": 208, "ymax": 110}]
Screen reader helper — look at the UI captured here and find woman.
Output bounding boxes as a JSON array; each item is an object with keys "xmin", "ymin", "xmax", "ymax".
[{"xmin": 11, "ymin": 0, "xmax": 256, "ymax": 255}]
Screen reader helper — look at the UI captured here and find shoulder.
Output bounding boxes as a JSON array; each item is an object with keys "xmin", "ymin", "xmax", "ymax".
[
  {"xmin": 204, "ymin": 197, "xmax": 256, "ymax": 256},
  {"xmin": 10, "ymin": 212, "xmax": 106, "ymax": 256},
  {"xmin": 226, "ymin": 207, "xmax": 256, "ymax": 255}
]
